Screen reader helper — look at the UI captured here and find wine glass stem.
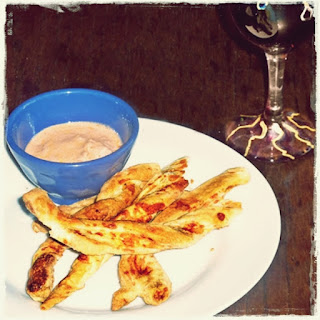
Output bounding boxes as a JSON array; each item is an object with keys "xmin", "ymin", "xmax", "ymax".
[{"xmin": 263, "ymin": 51, "xmax": 288, "ymax": 123}]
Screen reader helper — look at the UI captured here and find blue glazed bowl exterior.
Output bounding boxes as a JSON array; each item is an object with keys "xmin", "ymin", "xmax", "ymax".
[{"xmin": 5, "ymin": 88, "xmax": 139, "ymax": 204}]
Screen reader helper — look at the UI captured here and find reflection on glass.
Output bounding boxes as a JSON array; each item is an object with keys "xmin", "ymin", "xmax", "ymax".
[{"xmin": 224, "ymin": 2, "xmax": 315, "ymax": 162}]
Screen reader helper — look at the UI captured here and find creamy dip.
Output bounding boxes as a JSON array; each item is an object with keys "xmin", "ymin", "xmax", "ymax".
[{"xmin": 25, "ymin": 121, "xmax": 123, "ymax": 163}]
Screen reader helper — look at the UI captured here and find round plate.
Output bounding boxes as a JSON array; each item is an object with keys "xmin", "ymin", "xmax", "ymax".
[{"xmin": 4, "ymin": 118, "xmax": 281, "ymax": 319}]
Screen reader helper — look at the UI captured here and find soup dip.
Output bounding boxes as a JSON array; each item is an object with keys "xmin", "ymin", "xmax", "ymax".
[{"xmin": 25, "ymin": 121, "xmax": 123, "ymax": 163}]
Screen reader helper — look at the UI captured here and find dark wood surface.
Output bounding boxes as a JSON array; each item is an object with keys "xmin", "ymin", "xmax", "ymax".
[{"xmin": 5, "ymin": 3, "xmax": 316, "ymax": 316}]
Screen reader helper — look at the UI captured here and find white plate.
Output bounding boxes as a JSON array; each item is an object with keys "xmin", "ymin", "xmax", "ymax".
[{"xmin": 4, "ymin": 118, "xmax": 281, "ymax": 320}]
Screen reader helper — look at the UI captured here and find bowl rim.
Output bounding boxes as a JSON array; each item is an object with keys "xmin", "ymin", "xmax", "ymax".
[{"xmin": 5, "ymin": 88, "xmax": 139, "ymax": 167}]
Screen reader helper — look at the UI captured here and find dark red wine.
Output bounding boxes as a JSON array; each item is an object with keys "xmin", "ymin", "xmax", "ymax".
[{"xmin": 229, "ymin": 4, "xmax": 313, "ymax": 53}]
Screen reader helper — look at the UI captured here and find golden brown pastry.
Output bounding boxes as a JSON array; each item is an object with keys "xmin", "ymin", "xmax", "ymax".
[
  {"xmin": 68, "ymin": 163, "xmax": 162, "ymax": 221},
  {"xmin": 111, "ymin": 198, "xmax": 242, "ymax": 310},
  {"xmin": 109, "ymin": 167, "xmax": 250, "ymax": 310},
  {"xmin": 112, "ymin": 254, "xmax": 172, "ymax": 311},
  {"xmin": 32, "ymin": 196, "xmax": 97, "ymax": 233},
  {"xmin": 40, "ymin": 157, "xmax": 188, "ymax": 309},
  {"xmin": 110, "ymin": 158, "xmax": 189, "ymax": 310},
  {"xmin": 40, "ymin": 254, "xmax": 112, "ymax": 310},
  {"xmin": 112, "ymin": 157, "xmax": 188, "ymax": 223},
  {"xmin": 25, "ymin": 162, "xmax": 161, "ymax": 303},
  {"xmin": 22, "ymin": 164, "xmax": 249, "ymax": 310},
  {"xmin": 26, "ymin": 238, "xmax": 66, "ymax": 302},
  {"xmin": 58, "ymin": 196, "xmax": 97, "ymax": 216},
  {"xmin": 152, "ymin": 167, "xmax": 250, "ymax": 224},
  {"xmin": 23, "ymin": 188, "xmax": 242, "ymax": 255},
  {"xmin": 23, "ymin": 167, "xmax": 249, "ymax": 256}
]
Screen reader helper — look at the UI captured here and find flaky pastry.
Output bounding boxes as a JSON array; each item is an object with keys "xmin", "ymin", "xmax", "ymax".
[
  {"xmin": 40, "ymin": 157, "xmax": 188, "ymax": 309},
  {"xmin": 22, "ymin": 159, "xmax": 250, "ymax": 312},
  {"xmin": 26, "ymin": 162, "xmax": 161, "ymax": 302},
  {"xmin": 23, "ymin": 172, "xmax": 246, "ymax": 255},
  {"xmin": 111, "ymin": 167, "xmax": 249, "ymax": 310}
]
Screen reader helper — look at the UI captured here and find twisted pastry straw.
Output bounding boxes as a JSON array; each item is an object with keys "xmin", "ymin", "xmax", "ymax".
[
  {"xmin": 112, "ymin": 253, "xmax": 172, "ymax": 310},
  {"xmin": 23, "ymin": 162, "xmax": 249, "ymax": 310},
  {"xmin": 26, "ymin": 162, "xmax": 161, "ymax": 302},
  {"xmin": 32, "ymin": 157, "xmax": 188, "ymax": 309},
  {"xmin": 24, "ymin": 197, "xmax": 241, "ymax": 255},
  {"xmin": 23, "ymin": 168, "xmax": 248, "ymax": 256},
  {"xmin": 111, "ymin": 167, "xmax": 250, "ymax": 310}
]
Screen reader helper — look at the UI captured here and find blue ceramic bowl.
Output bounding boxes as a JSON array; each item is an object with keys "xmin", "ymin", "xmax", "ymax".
[{"xmin": 5, "ymin": 88, "xmax": 139, "ymax": 205}]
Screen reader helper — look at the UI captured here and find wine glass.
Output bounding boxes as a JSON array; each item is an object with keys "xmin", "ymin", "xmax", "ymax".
[{"xmin": 224, "ymin": 2, "xmax": 315, "ymax": 162}]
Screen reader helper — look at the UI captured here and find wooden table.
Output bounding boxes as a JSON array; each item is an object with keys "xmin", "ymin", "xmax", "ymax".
[{"xmin": 5, "ymin": 3, "xmax": 316, "ymax": 316}]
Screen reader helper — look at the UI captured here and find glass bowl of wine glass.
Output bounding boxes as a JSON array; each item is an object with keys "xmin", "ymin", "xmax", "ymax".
[{"xmin": 223, "ymin": 2, "xmax": 315, "ymax": 162}]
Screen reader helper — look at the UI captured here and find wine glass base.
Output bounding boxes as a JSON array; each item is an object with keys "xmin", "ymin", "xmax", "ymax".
[{"xmin": 225, "ymin": 110, "xmax": 315, "ymax": 162}]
